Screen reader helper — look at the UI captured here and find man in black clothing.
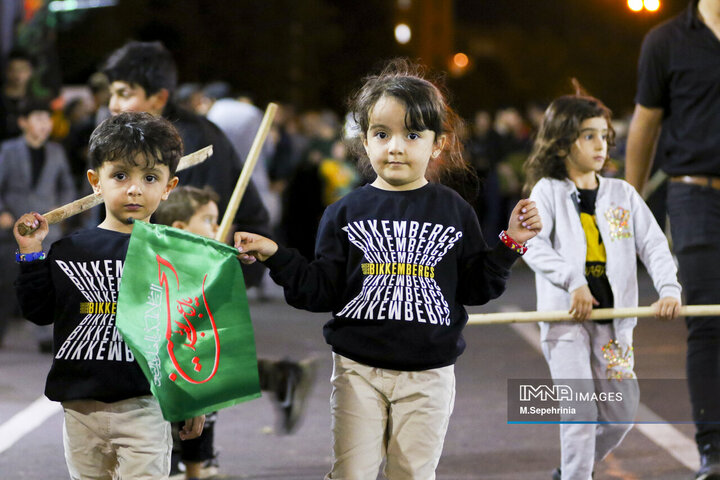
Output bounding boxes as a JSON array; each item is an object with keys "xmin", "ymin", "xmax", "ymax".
[
  {"xmin": 101, "ymin": 41, "xmax": 270, "ymax": 287},
  {"xmin": 626, "ymin": 1, "xmax": 720, "ymax": 478}
]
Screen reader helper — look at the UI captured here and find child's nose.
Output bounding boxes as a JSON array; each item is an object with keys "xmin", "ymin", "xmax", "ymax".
[
  {"xmin": 126, "ymin": 181, "xmax": 142, "ymax": 196},
  {"xmin": 388, "ymin": 136, "xmax": 404, "ymax": 154}
]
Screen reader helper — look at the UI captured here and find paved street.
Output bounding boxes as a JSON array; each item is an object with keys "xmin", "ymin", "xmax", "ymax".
[{"xmin": 0, "ymin": 262, "xmax": 699, "ymax": 479}]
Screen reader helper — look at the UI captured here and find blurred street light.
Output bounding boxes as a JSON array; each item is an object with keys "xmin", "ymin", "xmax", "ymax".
[
  {"xmin": 644, "ymin": 0, "xmax": 660, "ymax": 12},
  {"xmin": 394, "ymin": 23, "xmax": 412, "ymax": 44},
  {"xmin": 628, "ymin": 0, "xmax": 644, "ymax": 11},
  {"xmin": 627, "ymin": 0, "xmax": 660, "ymax": 12},
  {"xmin": 453, "ymin": 52, "xmax": 469, "ymax": 68}
]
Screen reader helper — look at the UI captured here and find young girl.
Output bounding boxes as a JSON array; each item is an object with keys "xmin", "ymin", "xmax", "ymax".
[
  {"xmin": 522, "ymin": 91, "xmax": 682, "ymax": 480},
  {"xmin": 234, "ymin": 59, "xmax": 541, "ymax": 480}
]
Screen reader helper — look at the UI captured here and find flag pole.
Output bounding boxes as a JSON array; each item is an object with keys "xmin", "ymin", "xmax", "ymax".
[
  {"xmin": 215, "ymin": 102, "xmax": 278, "ymax": 243},
  {"xmin": 467, "ymin": 304, "xmax": 720, "ymax": 325}
]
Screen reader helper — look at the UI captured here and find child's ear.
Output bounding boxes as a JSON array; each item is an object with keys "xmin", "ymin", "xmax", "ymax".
[
  {"xmin": 149, "ymin": 88, "xmax": 170, "ymax": 114},
  {"xmin": 432, "ymin": 134, "xmax": 447, "ymax": 159},
  {"xmin": 171, "ymin": 220, "xmax": 187, "ymax": 230},
  {"xmin": 87, "ymin": 169, "xmax": 102, "ymax": 196},
  {"xmin": 161, "ymin": 176, "xmax": 179, "ymax": 201}
]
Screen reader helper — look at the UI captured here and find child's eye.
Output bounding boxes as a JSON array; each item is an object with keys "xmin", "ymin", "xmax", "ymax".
[
  {"xmin": 374, "ymin": 131, "xmax": 387, "ymax": 139},
  {"xmin": 145, "ymin": 175, "xmax": 158, "ymax": 183},
  {"xmin": 407, "ymin": 132, "xmax": 420, "ymax": 140},
  {"xmin": 113, "ymin": 172, "xmax": 126, "ymax": 181}
]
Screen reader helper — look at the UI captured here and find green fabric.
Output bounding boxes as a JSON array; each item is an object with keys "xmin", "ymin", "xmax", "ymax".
[{"xmin": 116, "ymin": 221, "xmax": 260, "ymax": 421}]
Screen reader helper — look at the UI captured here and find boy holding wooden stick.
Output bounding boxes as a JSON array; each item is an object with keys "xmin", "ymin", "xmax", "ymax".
[{"xmin": 13, "ymin": 111, "xmax": 204, "ymax": 479}]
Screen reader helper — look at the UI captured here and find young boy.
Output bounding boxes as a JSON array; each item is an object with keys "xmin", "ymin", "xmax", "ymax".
[
  {"xmin": 13, "ymin": 111, "xmax": 204, "ymax": 479},
  {"xmin": 154, "ymin": 185, "xmax": 317, "ymax": 480},
  {"xmin": 0, "ymin": 97, "xmax": 76, "ymax": 350}
]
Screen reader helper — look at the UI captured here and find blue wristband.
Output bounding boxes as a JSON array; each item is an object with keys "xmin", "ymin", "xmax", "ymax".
[{"xmin": 16, "ymin": 251, "xmax": 46, "ymax": 263}]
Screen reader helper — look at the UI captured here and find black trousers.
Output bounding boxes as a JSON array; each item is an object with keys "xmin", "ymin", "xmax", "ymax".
[{"xmin": 667, "ymin": 182, "xmax": 720, "ymax": 447}]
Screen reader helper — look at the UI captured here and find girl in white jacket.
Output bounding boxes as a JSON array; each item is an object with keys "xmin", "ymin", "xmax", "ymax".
[{"xmin": 522, "ymin": 91, "xmax": 681, "ymax": 480}]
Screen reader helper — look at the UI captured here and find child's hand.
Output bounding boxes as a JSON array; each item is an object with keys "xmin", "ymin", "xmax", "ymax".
[
  {"xmin": 179, "ymin": 414, "xmax": 205, "ymax": 440},
  {"xmin": 234, "ymin": 231, "xmax": 278, "ymax": 263},
  {"xmin": 13, "ymin": 212, "xmax": 47, "ymax": 253},
  {"xmin": 506, "ymin": 199, "xmax": 541, "ymax": 245},
  {"xmin": 652, "ymin": 296, "xmax": 681, "ymax": 321},
  {"xmin": 569, "ymin": 285, "xmax": 598, "ymax": 322}
]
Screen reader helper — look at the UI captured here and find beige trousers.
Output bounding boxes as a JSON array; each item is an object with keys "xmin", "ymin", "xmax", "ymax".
[
  {"xmin": 326, "ymin": 353, "xmax": 456, "ymax": 480},
  {"xmin": 62, "ymin": 395, "xmax": 172, "ymax": 480}
]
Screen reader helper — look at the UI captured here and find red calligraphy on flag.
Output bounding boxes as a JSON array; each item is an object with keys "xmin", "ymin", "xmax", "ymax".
[{"xmin": 157, "ymin": 254, "xmax": 221, "ymax": 384}]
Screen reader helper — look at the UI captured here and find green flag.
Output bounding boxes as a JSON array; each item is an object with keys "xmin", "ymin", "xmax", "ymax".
[{"xmin": 116, "ymin": 221, "xmax": 260, "ymax": 421}]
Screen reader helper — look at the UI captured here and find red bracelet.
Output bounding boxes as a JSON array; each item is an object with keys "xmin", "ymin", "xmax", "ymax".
[{"xmin": 499, "ymin": 230, "xmax": 527, "ymax": 255}]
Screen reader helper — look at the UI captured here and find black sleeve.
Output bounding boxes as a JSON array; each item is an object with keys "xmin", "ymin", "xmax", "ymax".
[
  {"xmin": 14, "ymin": 259, "xmax": 55, "ymax": 326},
  {"xmin": 264, "ymin": 208, "xmax": 347, "ymax": 312},
  {"xmin": 456, "ymin": 209, "xmax": 519, "ymax": 305},
  {"xmin": 635, "ymin": 26, "xmax": 670, "ymax": 109}
]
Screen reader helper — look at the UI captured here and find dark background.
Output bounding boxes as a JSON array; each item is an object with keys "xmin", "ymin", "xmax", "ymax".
[{"xmin": 52, "ymin": 0, "xmax": 686, "ymax": 117}]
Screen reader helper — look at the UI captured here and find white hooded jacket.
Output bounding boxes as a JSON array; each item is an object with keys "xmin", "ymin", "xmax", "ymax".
[{"xmin": 523, "ymin": 176, "xmax": 681, "ymax": 346}]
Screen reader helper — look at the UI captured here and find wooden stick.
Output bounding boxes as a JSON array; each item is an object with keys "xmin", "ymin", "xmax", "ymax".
[
  {"xmin": 215, "ymin": 103, "xmax": 278, "ymax": 243},
  {"xmin": 17, "ymin": 145, "xmax": 213, "ymax": 236},
  {"xmin": 467, "ymin": 305, "xmax": 720, "ymax": 325}
]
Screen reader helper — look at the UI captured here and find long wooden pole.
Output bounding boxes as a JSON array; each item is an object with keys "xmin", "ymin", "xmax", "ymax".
[
  {"xmin": 17, "ymin": 145, "xmax": 214, "ymax": 236},
  {"xmin": 215, "ymin": 102, "xmax": 278, "ymax": 243},
  {"xmin": 467, "ymin": 305, "xmax": 720, "ymax": 325}
]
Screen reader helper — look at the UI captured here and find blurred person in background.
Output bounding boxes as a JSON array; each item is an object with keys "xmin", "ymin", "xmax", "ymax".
[
  {"xmin": 175, "ymin": 82, "xmax": 204, "ymax": 115},
  {"xmin": 0, "ymin": 48, "xmax": 34, "ymax": 141},
  {"xmin": 101, "ymin": 40, "xmax": 271, "ymax": 289},
  {"xmin": 280, "ymin": 109, "xmax": 340, "ymax": 261},
  {"xmin": 267, "ymin": 103, "xmax": 307, "ymax": 198},
  {"xmin": 465, "ymin": 109, "xmax": 503, "ymax": 242},
  {"xmin": 0, "ymin": 97, "xmax": 76, "ymax": 350},
  {"xmin": 201, "ymin": 81, "xmax": 278, "ymax": 226},
  {"xmin": 493, "ymin": 106, "xmax": 531, "ymax": 243},
  {"xmin": 0, "ymin": 0, "xmax": 22, "ymax": 74},
  {"xmin": 626, "ymin": 2, "xmax": 720, "ymax": 477},
  {"xmin": 318, "ymin": 138, "xmax": 359, "ymax": 207}
]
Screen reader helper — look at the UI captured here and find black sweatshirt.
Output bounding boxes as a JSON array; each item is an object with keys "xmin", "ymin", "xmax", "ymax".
[
  {"xmin": 265, "ymin": 183, "xmax": 520, "ymax": 371},
  {"xmin": 15, "ymin": 228, "xmax": 150, "ymax": 403}
]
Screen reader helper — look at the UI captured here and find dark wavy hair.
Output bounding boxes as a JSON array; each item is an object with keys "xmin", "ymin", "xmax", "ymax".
[
  {"xmin": 523, "ymin": 82, "xmax": 615, "ymax": 194},
  {"xmin": 102, "ymin": 40, "xmax": 177, "ymax": 96},
  {"xmin": 88, "ymin": 111, "xmax": 183, "ymax": 175},
  {"xmin": 347, "ymin": 58, "xmax": 477, "ymax": 201}
]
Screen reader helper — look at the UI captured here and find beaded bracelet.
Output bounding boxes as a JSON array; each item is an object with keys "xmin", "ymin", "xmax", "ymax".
[
  {"xmin": 15, "ymin": 251, "xmax": 46, "ymax": 263},
  {"xmin": 499, "ymin": 230, "xmax": 527, "ymax": 255}
]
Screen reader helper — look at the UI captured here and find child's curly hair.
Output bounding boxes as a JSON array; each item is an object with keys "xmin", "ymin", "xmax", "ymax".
[{"xmin": 523, "ymin": 80, "xmax": 615, "ymax": 195}]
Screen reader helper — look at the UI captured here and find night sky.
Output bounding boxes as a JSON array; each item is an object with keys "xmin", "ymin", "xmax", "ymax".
[{"xmin": 54, "ymin": 0, "xmax": 689, "ymax": 116}]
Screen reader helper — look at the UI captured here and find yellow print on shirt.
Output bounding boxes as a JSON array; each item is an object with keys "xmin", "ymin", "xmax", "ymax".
[
  {"xmin": 361, "ymin": 262, "xmax": 435, "ymax": 278},
  {"xmin": 580, "ymin": 212, "xmax": 606, "ymax": 263}
]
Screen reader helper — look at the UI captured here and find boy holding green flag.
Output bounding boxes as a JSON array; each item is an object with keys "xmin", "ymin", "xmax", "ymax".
[{"xmin": 13, "ymin": 111, "xmax": 204, "ymax": 479}]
